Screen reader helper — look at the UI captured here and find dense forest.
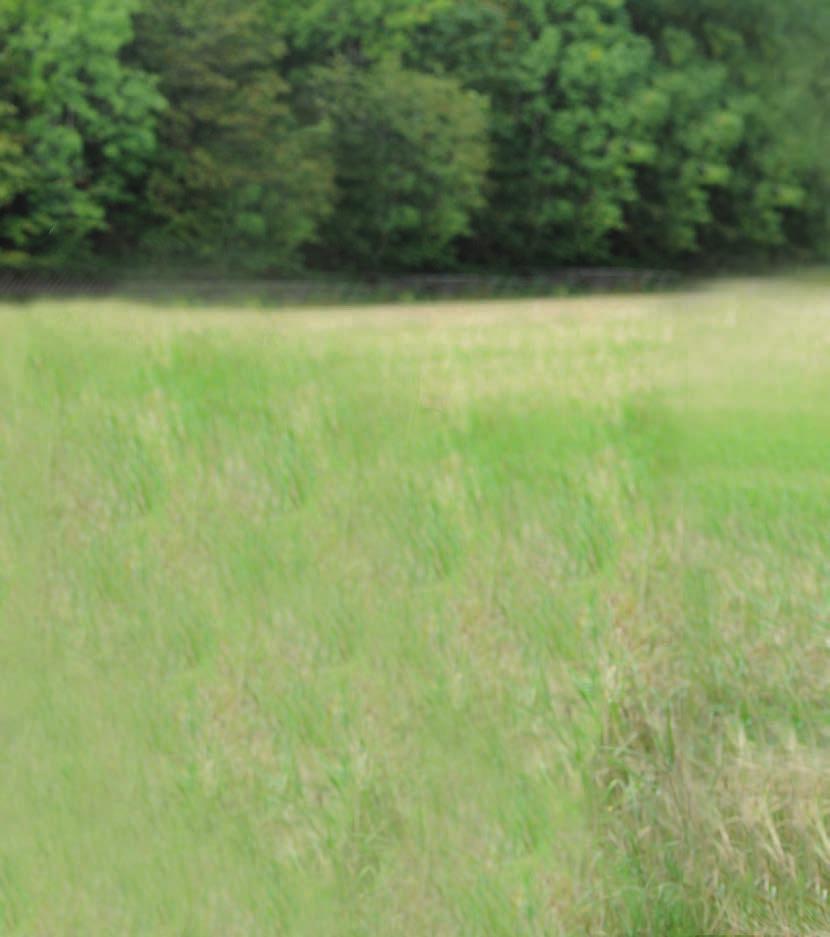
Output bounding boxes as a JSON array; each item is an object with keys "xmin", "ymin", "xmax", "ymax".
[{"xmin": 1, "ymin": 0, "xmax": 829, "ymax": 275}]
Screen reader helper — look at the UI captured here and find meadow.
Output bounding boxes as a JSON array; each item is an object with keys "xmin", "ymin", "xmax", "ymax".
[{"xmin": 1, "ymin": 281, "xmax": 829, "ymax": 935}]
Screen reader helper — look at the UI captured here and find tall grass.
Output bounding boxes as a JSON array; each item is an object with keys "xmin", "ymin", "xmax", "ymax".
[{"xmin": 1, "ymin": 283, "xmax": 828, "ymax": 934}]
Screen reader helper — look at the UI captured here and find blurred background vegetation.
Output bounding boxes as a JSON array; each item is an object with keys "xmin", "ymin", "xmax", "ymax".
[{"xmin": 1, "ymin": 0, "xmax": 829, "ymax": 276}]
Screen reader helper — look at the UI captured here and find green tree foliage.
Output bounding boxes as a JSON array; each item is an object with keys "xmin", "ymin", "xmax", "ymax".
[
  {"xmin": 627, "ymin": 0, "xmax": 830, "ymax": 260},
  {"xmin": 0, "ymin": 0, "xmax": 162, "ymax": 269},
  {"xmin": 307, "ymin": 58, "xmax": 488, "ymax": 270},
  {"xmin": 0, "ymin": 101, "xmax": 26, "ymax": 267},
  {"xmin": 1, "ymin": 0, "xmax": 828, "ymax": 272},
  {"xmin": 614, "ymin": 28, "xmax": 750, "ymax": 259},
  {"xmin": 410, "ymin": 0, "xmax": 665, "ymax": 267},
  {"xmin": 127, "ymin": 0, "xmax": 333, "ymax": 272},
  {"xmin": 268, "ymin": 0, "xmax": 454, "ymax": 64}
]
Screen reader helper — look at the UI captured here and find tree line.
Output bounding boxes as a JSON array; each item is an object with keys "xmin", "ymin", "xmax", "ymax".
[{"xmin": 1, "ymin": 0, "xmax": 828, "ymax": 275}]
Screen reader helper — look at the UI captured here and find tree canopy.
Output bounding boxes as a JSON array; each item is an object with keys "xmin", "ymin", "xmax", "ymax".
[{"xmin": 1, "ymin": 0, "xmax": 828, "ymax": 273}]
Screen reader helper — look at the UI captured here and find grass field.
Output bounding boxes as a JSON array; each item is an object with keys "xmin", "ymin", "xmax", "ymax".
[{"xmin": 2, "ymin": 281, "xmax": 829, "ymax": 935}]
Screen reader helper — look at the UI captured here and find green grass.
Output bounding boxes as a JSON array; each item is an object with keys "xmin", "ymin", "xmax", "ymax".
[{"xmin": 1, "ymin": 282, "xmax": 829, "ymax": 935}]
